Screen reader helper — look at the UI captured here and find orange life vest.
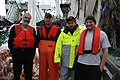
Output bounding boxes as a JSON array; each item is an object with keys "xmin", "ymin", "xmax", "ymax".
[
  {"xmin": 78, "ymin": 27, "xmax": 100, "ymax": 55},
  {"xmin": 38, "ymin": 25, "xmax": 59, "ymax": 41},
  {"xmin": 13, "ymin": 24, "xmax": 35, "ymax": 48}
]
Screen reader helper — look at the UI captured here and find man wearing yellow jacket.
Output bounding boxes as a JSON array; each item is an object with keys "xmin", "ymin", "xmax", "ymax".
[{"xmin": 54, "ymin": 16, "xmax": 83, "ymax": 80}]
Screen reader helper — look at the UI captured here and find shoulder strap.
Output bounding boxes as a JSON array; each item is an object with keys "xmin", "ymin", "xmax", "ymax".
[
  {"xmin": 27, "ymin": 25, "xmax": 34, "ymax": 36},
  {"xmin": 14, "ymin": 24, "xmax": 23, "ymax": 36},
  {"xmin": 92, "ymin": 27, "xmax": 100, "ymax": 54},
  {"xmin": 38, "ymin": 25, "xmax": 46, "ymax": 38},
  {"xmin": 77, "ymin": 29, "xmax": 87, "ymax": 55},
  {"xmin": 47, "ymin": 25, "xmax": 59, "ymax": 39}
]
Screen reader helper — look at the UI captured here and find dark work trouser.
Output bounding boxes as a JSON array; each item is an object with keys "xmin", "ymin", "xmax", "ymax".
[
  {"xmin": 74, "ymin": 62, "xmax": 101, "ymax": 80},
  {"xmin": 12, "ymin": 48, "xmax": 35, "ymax": 80}
]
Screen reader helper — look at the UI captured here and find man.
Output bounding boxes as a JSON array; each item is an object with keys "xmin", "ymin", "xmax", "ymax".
[
  {"xmin": 37, "ymin": 13, "xmax": 61, "ymax": 80},
  {"xmin": 74, "ymin": 16, "xmax": 111, "ymax": 80},
  {"xmin": 8, "ymin": 13, "xmax": 36, "ymax": 80},
  {"xmin": 54, "ymin": 16, "xmax": 83, "ymax": 80}
]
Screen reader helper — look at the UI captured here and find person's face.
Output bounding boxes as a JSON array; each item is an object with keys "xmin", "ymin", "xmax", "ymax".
[
  {"xmin": 44, "ymin": 17, "xmax": 52, "ymax": 25},
  {"xmin": 22, "ymin": 13, "xmax": 31, "ymax": 26},
  {"xmin": 85, "ymin": 20, "xmax": 96, "ymax": 30},
  {"xmin": 67, "ymin": 20, "xmax": 76, "ymax": 31}
]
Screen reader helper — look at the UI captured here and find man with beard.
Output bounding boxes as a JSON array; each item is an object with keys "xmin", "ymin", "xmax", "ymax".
[
  {"xmin": 74, "ymin": 16, "xmax": 111, "ymax": 80},
  {"xmin": 37, "ymin": 13, "xmax": 61, "ymax": 80},
  {"xmin": 8, "ymin": 13, "xmax": 37, "ymax": 80},
  {"xmin": 54, "ymin": 16, "xmax": 83, "ymax": 80}
]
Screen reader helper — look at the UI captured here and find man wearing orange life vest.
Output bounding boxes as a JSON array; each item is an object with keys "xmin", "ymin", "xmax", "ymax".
[
  {"xmin": 37, "ymin": 13, "xmax": 61, "ymax": 80},
  {"xmin": 8, "ymin": 13, "xmax": 36, "ymax": 80},
  {"xmin": 74, "ymin": 16, "xmax": 111, "ymax": 80}
]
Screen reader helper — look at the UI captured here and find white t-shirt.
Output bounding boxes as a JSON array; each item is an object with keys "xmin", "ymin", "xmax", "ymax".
[{"xmin": 77, "ymin": 30, "xmax": 111, "ymax": 65}]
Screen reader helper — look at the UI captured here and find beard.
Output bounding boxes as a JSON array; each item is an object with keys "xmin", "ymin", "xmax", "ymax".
[
  {"xmin": 23, "ymin": 20, "xmax": 30, "ymax": 24},
  {"xmin": 46, "ymin": 21, "xmax": 52, "ymax": 25},
  {"xmin": 86, "ymin": 26, "xmax": 93, "ymax": 30}
]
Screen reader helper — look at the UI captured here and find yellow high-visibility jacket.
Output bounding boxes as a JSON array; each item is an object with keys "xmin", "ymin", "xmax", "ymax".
[{"xmin": 54, "ymin": 26, "xmax": 83, "ymax": 68}]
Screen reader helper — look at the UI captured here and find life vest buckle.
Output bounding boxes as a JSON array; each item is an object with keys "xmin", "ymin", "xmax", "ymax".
[{"xmin": 23, "ymin": 44, "xmax": 28, "ymax": 46}]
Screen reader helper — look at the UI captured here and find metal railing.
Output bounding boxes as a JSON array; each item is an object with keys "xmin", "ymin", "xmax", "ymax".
[{"xmin": 104, "ymin": 55, "xmax": 120, "ymax": 80}]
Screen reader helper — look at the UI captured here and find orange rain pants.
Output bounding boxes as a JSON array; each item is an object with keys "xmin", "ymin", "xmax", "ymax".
[{"xmin": 38, "ymin": 40, "xmax": 59, "ymax": 80}]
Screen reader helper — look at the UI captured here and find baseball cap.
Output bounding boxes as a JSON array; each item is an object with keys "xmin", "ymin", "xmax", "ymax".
[
  {"xmin": 66, "ymin": 16, "xmax": 76, "ymax": 23},
  {"xmin": 45, "ymin": 13, "xmax": 52, "ymax": 18}
]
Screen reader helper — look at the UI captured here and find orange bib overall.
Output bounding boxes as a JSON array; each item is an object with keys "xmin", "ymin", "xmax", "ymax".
[{"xmin": 38, "ymin": 25, "xmax": 59, "ymax": 80}]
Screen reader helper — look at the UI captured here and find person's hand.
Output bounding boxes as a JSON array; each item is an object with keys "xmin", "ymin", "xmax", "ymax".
[
  {"xmin": 55, "ymin": 62, "xmax": 60, "ymax": 66},
  {"xmin": 100, "ymin": 65, "xmax": 104, "ymax": 72}
]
